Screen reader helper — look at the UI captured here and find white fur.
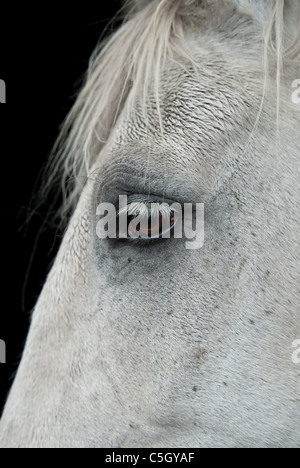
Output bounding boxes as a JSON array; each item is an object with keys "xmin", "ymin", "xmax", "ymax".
[{"xmin": 1, "ymin": 0, "xmax": 300, "ymax": 447}]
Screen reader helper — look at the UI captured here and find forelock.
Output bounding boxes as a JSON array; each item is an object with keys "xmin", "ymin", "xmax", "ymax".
[{"xmin": 40, "ymin": 0, "xmax": 299, "ymax": 223}]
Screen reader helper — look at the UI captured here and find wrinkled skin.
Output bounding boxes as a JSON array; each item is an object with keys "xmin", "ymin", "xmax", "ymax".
[{"xmin": 1, "ymin": 3, "xmax": 300, "ymax": 448}]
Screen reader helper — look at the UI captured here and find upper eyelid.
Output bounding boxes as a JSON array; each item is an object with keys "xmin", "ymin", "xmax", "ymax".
[{"xmin": 118, "ymin": 202, "xmax": 178, "ymax": 218}]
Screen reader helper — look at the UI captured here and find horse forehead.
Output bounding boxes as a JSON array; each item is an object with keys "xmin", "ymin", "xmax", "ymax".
[
  {"xmin": 112, "ymin": 52, "xmax": 261, "ymax": 153},
  {"xmin": 129, "ymin": 0, "xmax": 274, "ymax": 19}
]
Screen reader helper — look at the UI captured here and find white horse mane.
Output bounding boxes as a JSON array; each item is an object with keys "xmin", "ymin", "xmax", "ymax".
[{"xmin": 42, "ymin": 0, "xmax": 300, "ymax": 221}]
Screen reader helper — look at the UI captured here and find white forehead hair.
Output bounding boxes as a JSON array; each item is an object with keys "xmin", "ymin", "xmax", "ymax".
[
  {"xmin": 126, "ymin": 0, "xmax": 273, "ymax": 20},
  {"xmin": 233, "ymin": 0, "xmax": 273, "ymax": 20},
  {"xmin": 41, "ymin": 0, "xmax": 299, "ymax": 223},
  {"xmin": 125, "ymin": 0, "xmax": 299, "ymax": 31}
]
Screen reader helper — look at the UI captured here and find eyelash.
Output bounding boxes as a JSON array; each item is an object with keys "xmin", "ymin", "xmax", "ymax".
[{"xmin": 116, "ymin": 200, "xmax": 178, "ymax": 242}]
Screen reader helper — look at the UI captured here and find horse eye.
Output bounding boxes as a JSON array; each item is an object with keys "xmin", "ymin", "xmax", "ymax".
[{"xmin": 127, "ymin": 213, "xmax": 175, "ymax": 239}]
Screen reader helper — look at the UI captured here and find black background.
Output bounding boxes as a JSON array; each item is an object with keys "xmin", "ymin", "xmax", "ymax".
[{"xmin": 0, "ymin": 1, "xmax": 123, "ymax": 417}]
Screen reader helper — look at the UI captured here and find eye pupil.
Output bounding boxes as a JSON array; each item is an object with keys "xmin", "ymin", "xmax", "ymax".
[{"xmin": 127, "ymin": 212, "xmax": 175, "ymax": 238}]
